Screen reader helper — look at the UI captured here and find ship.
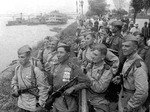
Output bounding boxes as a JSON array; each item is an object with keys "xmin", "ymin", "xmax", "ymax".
[
  {"xmin": 27, "ymin": 14, "xmax": 47, "ymax": 25},
  {"xmin": 6, "ymin": 13, "xmax": 28, "ymax": 26},
  {"xmin": 46, "ymin": 11, "xmax": 68, "ymax": 25}
]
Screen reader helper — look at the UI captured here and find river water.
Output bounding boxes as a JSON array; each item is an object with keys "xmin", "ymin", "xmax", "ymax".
[{"xmin": 0, "ymin": 17, "xmax": 75, "ymax": 72}]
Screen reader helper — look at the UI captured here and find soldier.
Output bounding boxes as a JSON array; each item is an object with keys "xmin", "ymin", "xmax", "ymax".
[
  {"xmin": 11, "ymin": 45, "xmax": 49, "ymax": 112},
  {"xmin": 46, "ymin": 38, "xmax": 59, "ymax": 68},
  {"xmin": 136, "ymin": 34, "xmax": 149, "ymax": 60},
  {"xmin": 50, "ymin": 43, "xmax": 84, "ymax": 112},
  {"xmin": 36, "ymin": 36, "xmax": 52, "ymax": 70},
  {"xmin": 109, "ymin": 21, "xmax": 126, "ymax": 84},
  {"xmin": 82, "ymin": 32, "xmax": 119, "ymax": 75},
  {"xmin": 113, "ymin": 35, "xmax": 148, "ymax": 112},
  {"xmin": 77, "ymin": 37, "xmax": 86, "ymax": 61},
  {"xmin": 108, "ymin": 21, "xmax": 124, "ymax": 56},
  {"xmin": 122, "ymin": 23, "xmax": 129, "ymax": 37},
  {"xmin": 77, "ymin": 43, "xmax": 114, "ymax": 112}
]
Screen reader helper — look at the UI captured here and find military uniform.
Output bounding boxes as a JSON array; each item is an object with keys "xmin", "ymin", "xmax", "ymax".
[
  {"xmin": 82, "ymin": 46, "xmax": 119, "ymax": 75},
  {"xmin": 36, "ymin": 48, "xmax": 53, "ymax": 70},
  {"xmin": 11, "ymin": 45, "xmax": 49, "ymax": 112},
  {"xmin": 119, "ymin": 53, "xmax": 148, "ymax": 112},
  {"xmin": 46, "ymin": 51, "xmax": 58, "ymax": 67},
  {"xmin": 51, "ymin": 58, "xmax": 83, "ymax": 112},
  {"xmin": 137, "ymin": 45, "xmax": 149, "ymax": 60},
  {"xmin": 107, "ymin": 22, "xmax": 126, "ymax": 81},
  {"xmin": 86, "ymin": 62, "xmax": 113, "ymax": 112}
]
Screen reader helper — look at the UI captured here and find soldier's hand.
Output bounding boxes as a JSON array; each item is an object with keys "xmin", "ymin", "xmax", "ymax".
[
  {"xmin": 12, "ymin": 89, "xmax": 20, "ymax": 97},
  {"xmin": 36, "ymin": 103, "xmax": 48, "ymax": 112},
  {"xmin": 78, "ymin": 75, "xmax": 91, "ymax": 83},
  {"xmin": 112, "ymin": 76, "xmax": 121, "ymax": 84},
  {"xmin": 123, "ymin": 106, "xmax": 132, "ymax": 112},
  {"xmin": 64, "ymin": 87, "xmax": 75, "ymax": 95}
]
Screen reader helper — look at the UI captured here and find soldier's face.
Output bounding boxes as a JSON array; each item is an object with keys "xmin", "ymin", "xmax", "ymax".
[
  {"xmin": 91, "ymin": 49, "xmax": 104, "ymax": 63},
  {"xmin": 44, "ymin": 39, "xmax": 50, "ymax": 48},
  {"xmin": 18, "ymin": 53, "xmax": 30, "ymax": 66},
  {"xmin": 80, "ymin": 39, "xmax": 86, "ymax": 48},
  {"xmin": 85, "ymin": 34, "xmax": 94, "ymax": 46},
  {"xmin": 110, "ymin": 26, "xmax": 117, "ymax": 33},
  {"xmin": 49, "ymin": 41, "xmax": 58, "ymax": 51},
  {"xmin": 57, "ymin": 47, "xmax": 69, "ymax": 63},
  {"xmin": 122, "ymin": 41, "xmax": 137, "ymax": 56}
]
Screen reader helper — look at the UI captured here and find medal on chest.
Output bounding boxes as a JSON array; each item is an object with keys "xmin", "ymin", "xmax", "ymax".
[{"xmin": 62, "ymin": 67, "xmax": 71, "ymax": 82}]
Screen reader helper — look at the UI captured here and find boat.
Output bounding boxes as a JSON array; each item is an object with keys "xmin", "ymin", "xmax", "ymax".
[
  {"xmin": 50, "ymin": 27, "xmax": 62, "ymax": 33},
  {"xmin": 46, "ymin": 11, "xmax": 68, "ymax": 25},
  {"xmin": 27, "ymin": 14, "xmax": 47, "ymax": 25},
  {"xmin": 6, "ymin": 13, "xmax": 28, "ymax": 26}
]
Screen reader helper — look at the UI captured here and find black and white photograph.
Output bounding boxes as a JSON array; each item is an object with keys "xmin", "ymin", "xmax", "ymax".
[{"xmin": 0, "ymin": 0, "xmax": 150, "ymax": 112}]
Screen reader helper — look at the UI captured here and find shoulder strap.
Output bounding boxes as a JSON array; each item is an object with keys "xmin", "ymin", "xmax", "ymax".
[
  {"xmin": 40, "ymin": 49, "xmax": 45, "ymax": 65},
  {"xmin": 96, "ymin": 63, "xmax": 109, "ymax": 81},
  {"xmin": 47, "ymin": 51, "xmax": 57, "ymax": 63},
  {"xmin": 124, "ymin": 59, "xmax": 143, "ymax": 79},
  {"xmin": 30, "ymin": 65, "xmax": 37, "ymax": 87}
]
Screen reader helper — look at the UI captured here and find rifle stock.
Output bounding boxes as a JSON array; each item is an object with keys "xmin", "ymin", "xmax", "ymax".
[{"xmin": 45, "ymin": 76, "xmax": 78, "ymax": 110}]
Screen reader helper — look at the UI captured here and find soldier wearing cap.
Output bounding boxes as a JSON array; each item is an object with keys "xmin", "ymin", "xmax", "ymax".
[
  {"xmin": 36, "ymin": 36, "xmax": 59, "ymax": 70},
  {"xmin": 108, "ymin": 21, "xmax": 125, "ymax": 67},
  {"xmin": 136, "ymin": 34, "xmax": 149, "ymax": 60},
  {"xmin": 36, "ymin": 36, "xmax": 52, "ymax": 70},
  {"xmin": 47, "ymin": 43, "xmax": 84, "ymax": 112},
  {"xmin": 82, "ymin": 32, "xmax": 119, "ymax": 75},
  {"xmin": 73, "ymin": 43, "xmax": 114, "ymax": 112},
  {"xmin": 11, "ymin": 45, "xmax": 49, "ymax": 112},
  {"xmin": 45, "ymin": 38, "xmax": 59, "ymax": 67},
  {"xmin": 108, "ymin": 21, "xmax": 124, "ymax": 53},
  {"xmin": 113, "ymin": 34, "xmax": 148, "ymax": 112}
]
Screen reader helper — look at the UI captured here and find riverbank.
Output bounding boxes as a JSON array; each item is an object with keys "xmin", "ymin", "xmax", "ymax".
[{"xmin": 0, "ymin": 20, "xmax": 78, "ymax": 112}]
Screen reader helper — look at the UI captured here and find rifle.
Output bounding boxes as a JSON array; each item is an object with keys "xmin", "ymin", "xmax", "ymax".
[
  {"xmin": 12, "ymin": 86, "xmax": 39, "ymax": 98},
  {"xmin": 44, "ymin": 76, "xmax": 78, "ymax": 110}
]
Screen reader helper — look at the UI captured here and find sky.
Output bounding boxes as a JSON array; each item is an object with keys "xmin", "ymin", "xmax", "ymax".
[{"xmin": 0, "ymin": 0, "xmax": 130, "ymax": 15}]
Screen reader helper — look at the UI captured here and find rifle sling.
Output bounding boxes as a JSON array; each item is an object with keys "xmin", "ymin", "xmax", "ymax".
[{"xmin": 123, "ymin": 59, "xmax": 143, "ymax": 79}]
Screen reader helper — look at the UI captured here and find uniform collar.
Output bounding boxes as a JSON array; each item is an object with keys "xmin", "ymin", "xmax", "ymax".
[
  {"xmin": 20, "ymin": 62, "xmax": 31, "ymax": 68},
  {"xmin": 93, "ymin": 61, "xmax": 105, "ymax": 69},
  {"xmin": 126, "ymin": 52, "xmax": 138, "ymax": 62},
  {"xmin": 59, "ymin": 58, "xmax": 70, "ymax": 65}
]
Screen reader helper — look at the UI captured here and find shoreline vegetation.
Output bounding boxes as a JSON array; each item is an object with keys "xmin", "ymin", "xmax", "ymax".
[{"xmin": 0, "ymin": 21, "xmax": 78, "ymax": 112}]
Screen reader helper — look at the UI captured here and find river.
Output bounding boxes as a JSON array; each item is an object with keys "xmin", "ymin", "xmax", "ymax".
[{"xmin": 0, "ymin": 17, "xmax": 75, "ymax": 72}]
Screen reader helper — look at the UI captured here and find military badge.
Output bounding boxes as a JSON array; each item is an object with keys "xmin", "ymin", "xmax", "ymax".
[{"xmin": 62, "ymin": 67, "xmax": 71, "ymax": 82}]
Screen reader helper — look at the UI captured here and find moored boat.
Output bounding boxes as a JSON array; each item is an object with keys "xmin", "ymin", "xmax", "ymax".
[{"xmin": 46, "ymin": 11, "xmax": 68, "ymax": 25}]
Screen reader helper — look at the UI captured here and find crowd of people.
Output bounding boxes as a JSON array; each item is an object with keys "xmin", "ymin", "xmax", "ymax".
[{"xmin": 10, "ymin": 16, "xmax": 150, "ymax": 112}]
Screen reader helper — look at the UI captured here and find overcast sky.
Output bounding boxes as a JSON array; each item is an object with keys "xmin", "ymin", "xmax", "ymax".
[{"xmin": 0, "ymin": 0, "xmax": 130, "ymax": 15}]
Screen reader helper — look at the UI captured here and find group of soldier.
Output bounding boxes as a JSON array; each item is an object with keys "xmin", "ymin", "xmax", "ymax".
[{"xmin": 10, "ymin": 17, "xmax": 150, "ymax": 112}]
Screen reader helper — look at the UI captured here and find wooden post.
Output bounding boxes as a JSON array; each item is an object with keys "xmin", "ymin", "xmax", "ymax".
[{"xmin": 81, "ymin": 89, "xmax": 88, "ymax": 112}]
